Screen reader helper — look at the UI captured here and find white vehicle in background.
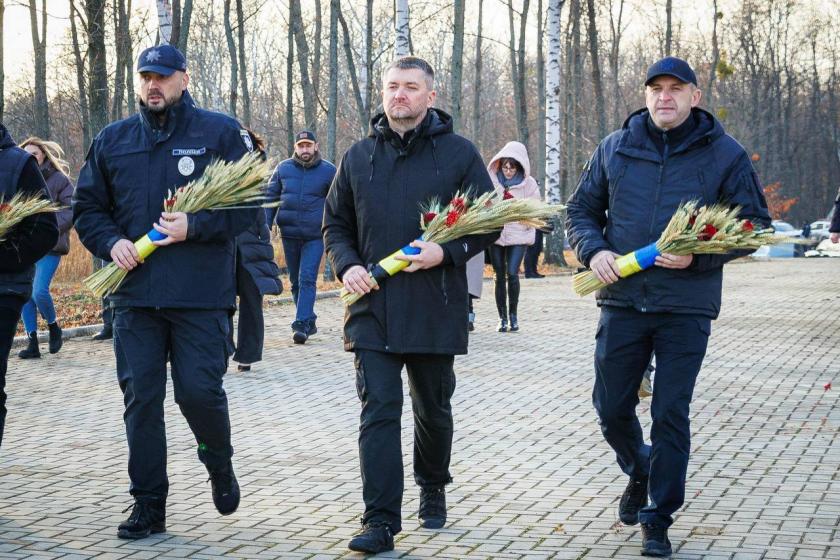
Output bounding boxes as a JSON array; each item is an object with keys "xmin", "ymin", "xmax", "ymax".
[
  {"xmin": 771, "ymin": 220, "xmax": 802, "ymax": 238},
  {"xmin": 808, "ymin": 220, "xmax": 831, "ymax": 241}
]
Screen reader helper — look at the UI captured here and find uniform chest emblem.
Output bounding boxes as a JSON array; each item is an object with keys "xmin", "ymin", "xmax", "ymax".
[{"xmin": 178, "ymin": 156, "xmax": 195, "ymax": 176}]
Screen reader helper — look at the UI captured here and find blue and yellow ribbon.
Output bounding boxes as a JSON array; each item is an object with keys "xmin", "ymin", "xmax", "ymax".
[
  {"xmin": 132, "ymin": 228, "xmax": 167, "ymax": 261},
  {"xmin": 614, "ymin": 242, "xmax": 660, "ymax": 277}
]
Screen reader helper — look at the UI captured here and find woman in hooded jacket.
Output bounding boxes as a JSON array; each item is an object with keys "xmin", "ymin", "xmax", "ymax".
[
  {"xmin": 487, "ymin": 141, "xmax": 541, "ymax": 332},
  {"xmin": 17, "ymin": 138, "xmax": 74, "ymax": 358}
]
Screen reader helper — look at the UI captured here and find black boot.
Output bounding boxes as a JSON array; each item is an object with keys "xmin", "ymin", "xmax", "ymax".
[
  {"xmin": 348, "ymin": 522, "xmax": 395, "ymax": 553},
  {"xmin": 509, "ymin": 314, "xmax": 519, "ymax": 332},
  {"xmin": 292, "ymin": 320, "xmax": 308, "ymax": 344},
  {"xmin": 641, "ymin": 523, "xmax": 672, "ymax": 557},
  {"xmin": 619, "ymin": 476, "xmax": 649, "ymax": 525},
  {"xmin": 209, "ymin": 462, "xmax": 240, "ymax": 515},
  {"xmin": 306, "ymin": 319, "xmax": 318, "ymax": 336},
  {"xmin": 92, "ymin": 325, "xmax": 113, "ymax": 341},
  {"xmin": 18, "ymin": 332, "xmax": 41, "ymax": 359},
  {"xmin": 117, "ymin": 498, "xmax": 166, "ymax": 539},
  {"xmin": 419, "ymin": 487, "xmax": 447, "ymax": 529},
  {"xmin": 47, "ymin": 322, "xmax": 63, "ymax": 354},
  {"xmin": 497, "ymin": 318, "xmax": 508, "ymax": 332}
]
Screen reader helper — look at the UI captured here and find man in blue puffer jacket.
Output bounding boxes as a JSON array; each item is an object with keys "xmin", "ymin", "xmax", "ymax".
[
  {"xmin": 265, "ymin": 130, "xmax": 336, "ymax": 344},
  {"xmin": 566, "ymin": 57, "xmax": 770, "ymax": 557}
]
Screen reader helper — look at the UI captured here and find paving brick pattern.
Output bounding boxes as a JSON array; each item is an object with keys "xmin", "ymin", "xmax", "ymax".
[{"xmin": 1, "ymin": 259, "xmax": 838, "ymax": 559}]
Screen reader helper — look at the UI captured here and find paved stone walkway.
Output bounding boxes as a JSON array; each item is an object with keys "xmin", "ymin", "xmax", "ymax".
[{"xmin": 1, "ymin": 259, "xmax": 838, "ymax": 559}]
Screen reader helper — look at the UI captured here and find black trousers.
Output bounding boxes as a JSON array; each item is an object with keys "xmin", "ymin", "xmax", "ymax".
[
  {"xmin": 93, "ymin": 258, "xmax": 112, "ymax": 328},
  {"xmin": 593, "ymin": 306, "xmax": 710, "ymax": 527},
  {"xmin": 354, "ymin": 349, "xmax": 456, "ymax": 533},
  {"xmin": 524, "ymin": 230, "xmax": 543, "ymax": 275},
  {"xmin": 0, "ymin": 296, "xmax": 25, "ymax": 450},
  {"xmin": 490, "ymin": 244, "xmax": 527, "ymax": 318},
  {"xmin": 232, "ymin": 263, "xmax": 264, "ymax": 364},
  {"xmin": 114, "ymin": 307, "xmax": 234, "ymax": 500}
]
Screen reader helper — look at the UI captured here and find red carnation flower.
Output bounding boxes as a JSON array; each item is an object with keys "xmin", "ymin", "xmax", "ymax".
[
  {"xmin": 502, "ymin": 190, "xmax": 514, "ymax": 200},
  {"xmin": 423, "ymin": 212, "xmax": 437, "ymax": 224},
  {"xmin": 689, "ymin": 215, "xmax": 696, "ymax": 226},
  {"xmin": 445, "ymin": 209, "xmax": 461, "ymax": 227},
  {"xmin": 450, "ymin": 197, "xmax": 466, "ymax": 212},
  {"xmin": 164, "ymin": 198, "xmax": 177, "ymax": 209},
  {"xmin": 742, "ymin": 220, "xmax": 754, "ymax": 232},
  {"xmin": 0, "ymin": 203, "xmax": 10, "ymax": 213},
  {"xmin": 698, "ymin": 224, "xmax": 718, "ymax": 241}
]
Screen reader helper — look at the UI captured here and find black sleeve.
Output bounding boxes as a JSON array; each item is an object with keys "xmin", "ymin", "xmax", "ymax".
[
  {"xmin": 322, "ymin": 152, "xmax": 365, "ymax": 280},
  {"xmin": 830, "ymin": 191, "xmax": 840, "ymax": 233},
  {"xmin": 564, "ymin": 144, "xmax": 613, "ymax": 267},
  {"xmin": 0, "ymin": 158, "xmax": 59, "ymax": 272}
]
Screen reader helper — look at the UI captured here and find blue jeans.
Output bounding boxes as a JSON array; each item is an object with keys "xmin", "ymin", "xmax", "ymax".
[
  {"xmin": 21, "ymin": 254, "xmax": 61, "ymax": 333},
  {"xmin": 281, "ymin": 237, "xmax": 324, "ymax": 324}
]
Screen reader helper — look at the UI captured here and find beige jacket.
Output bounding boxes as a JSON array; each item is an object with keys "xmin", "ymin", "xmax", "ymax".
[{"xmin": 487, "ymin": 141, "xmax": 541, "ymax": 246}]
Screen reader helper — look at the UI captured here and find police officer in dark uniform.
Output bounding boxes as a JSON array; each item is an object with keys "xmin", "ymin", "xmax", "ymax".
[
  {"xmin": 0, "ymin": 122, "xmax": 59, "ymax": 451},
  {"xmin": 72, "ymin": 45, "xmax": 256, "ymax": 539}
]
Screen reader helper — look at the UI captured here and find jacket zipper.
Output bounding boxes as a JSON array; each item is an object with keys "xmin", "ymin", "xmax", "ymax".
[{"xmin": 643, "ymin": 137, "xmax": 669, "ymax": 313}]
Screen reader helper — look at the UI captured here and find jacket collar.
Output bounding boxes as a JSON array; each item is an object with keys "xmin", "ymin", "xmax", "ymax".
[
  {"xmin": 617, "ymin": 107, "xmax": 722, "ymax": 162},
  {"xmin": 138, "ymin": 90, "xmax": 196, "ymax": 143}
]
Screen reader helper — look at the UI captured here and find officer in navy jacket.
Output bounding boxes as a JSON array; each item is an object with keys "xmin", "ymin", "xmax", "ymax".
[
  {"xmin": 0, "ymin": 122, "xmax": 58, "ymax": 451},
  {"xmin": 72, "ymin": 45, "xmax": 253, "ymax": 539},
  {"xmin": 565, "ymin": 57, "xmax": 771, "ymax": 557}
]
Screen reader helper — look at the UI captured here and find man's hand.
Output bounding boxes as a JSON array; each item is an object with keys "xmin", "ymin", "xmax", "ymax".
[
  {"xmin": 110, "ymin": 238, "xmax": 141, "ymax": 271},
  {"xmin": 655, "ymin": 253, "xmax": 693, "ymax": 269},
  {"xmin": 152, "ymin": 212, "xmax": 189, "ymax": 246},
  {"xmin": 590, "ymin": 250, "xmax": 622, "ymax": 284},
  {"xmin": 395, "ymin": 240, "xmax": 444, "ymax": 272},
  {"xmin": 343, "ymin": 264, "xmax": 378, "ymax": 294},
  {"xmin": 831, "ymin": 232, "xmax": 839, "ymax": 244}
]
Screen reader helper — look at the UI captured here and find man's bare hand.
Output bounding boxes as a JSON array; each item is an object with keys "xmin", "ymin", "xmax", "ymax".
[
  {"xmin": 110, "ymin": 238, "xmax": 141, "ymax": 271},
  {"xmin": 831, "ymin": 232, "xmax": 839, "ymax": 244},
  {"xmin": 590, "ymin": 250, "xmax": 622, "ymax": 284},
  {"xmin": 152, "ymin": 212, "xmax": 189, "ymax": 246},
  {"xmin": 655, "ymin": 252, "xmax": 693, "ymax": 269},
  {"xmin": 343, "ymin": 265, "xmax": 378, "ymax": 294},
  {"xmin": 395, "ymin": 240, "xmax": 444, "ymax": 272}
]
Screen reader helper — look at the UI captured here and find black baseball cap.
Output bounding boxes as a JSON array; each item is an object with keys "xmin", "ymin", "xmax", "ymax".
[
  {"xmin": 645, "ymin": 56, "xmax": 697, "ymax": 86},
  {"xmin": 295, "ymin": 130, "xmax": 317, "ymax": 145},
  {"xmin": 137, "ymin": 44, "xmax": 187, "ymax": 76}
]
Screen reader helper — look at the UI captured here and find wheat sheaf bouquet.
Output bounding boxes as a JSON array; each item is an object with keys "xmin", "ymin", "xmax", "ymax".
[
  {"xmin": 339, "ymin": 190, "xmax": 565, "ymax": 306},
  {"xmin": 0, "ymin": 192, "xmax": 61, "ymax": 244},
  {"xmin": 572, "ymin": 200, "xmax": 777, "ymax": 296},
  {"xmin": 84, "ymin": 152, "xmax": 271, "ymax": 298}
]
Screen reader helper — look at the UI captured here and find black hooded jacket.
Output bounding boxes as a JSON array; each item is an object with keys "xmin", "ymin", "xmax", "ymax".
[
  {"xmin": 0, "ymin": 124, "xmax": 59, "ymax": 300},
  {"xmin": 323, "ymin": 109, "xmax": 498, "ymax": 355}
]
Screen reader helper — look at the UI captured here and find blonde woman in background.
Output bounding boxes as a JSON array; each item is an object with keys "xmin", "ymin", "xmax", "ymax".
[{"xmin": 17, "ymin": 138, "xmax": 74, "ymax": 359}]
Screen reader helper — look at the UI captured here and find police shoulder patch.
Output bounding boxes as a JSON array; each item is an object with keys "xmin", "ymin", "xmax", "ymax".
[{"xmin": 240, "ymin": 129, "xmax": 254, "ymax": 152}]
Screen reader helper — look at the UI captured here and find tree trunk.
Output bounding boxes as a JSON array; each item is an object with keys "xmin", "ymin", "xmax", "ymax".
[
  {"xmin": 111, "ymin": 0, "xmax": 130, "ymax": 121},
  {"xmin": 286, "ymin": 0, "xmax": 295, "ymax": 152},
  {"xmin": 707, "ymin": 0, "xmax": 720, "ymax": 107},
  {"xmin": 170, "ymin": 0, "xmax": 181, "ymax": 46},
  {"xmin": 364, "ymin": 0, "xmax": 373, "ymax": 115},
  {"xmin": 507, "ymin": 1, "xmax": 521, "ymax": 141},
  {"xmin": 29, "ymin": 0, "xmax": 50, "ymax": 138},
  {"xmin": 0, "ymin": 0, "xmax": 5, "ymax": 123},
  {"xmin": 124, "ymin": 0, "xmax": 134, "ymax": 115},
  {"xmin": 337, "ymin": 7, "xmax": 366, "ymax": 135},
  {"xmin": 394, "ymin": 0, "xmax": 410, "ymax": 57},
  {"xmin": 223, "ymin": 0, "xmax": 238, "ymax": 117},
  {"xmin": 544, "ymin": 0, "xmax": 566, "ymax": 266},
  {"xmin": 608, "ymin": 0, "xmax": 625, "ymax": 129},
  {"xmin": 291, "ymin": 0, "xmax": 317, "ymax": 132},
  {"xmin": 516, "ymin": 0, "xmax": 531, "ymax": 149},
  {"xmin": 86, "ymin": 0, "xmax": 109, "ymax": 135},
  {"xmin": 235, "ymin": 0, "xmax": 251, "ymax": 126},
  {"xmin": 327, "ymin": 0, "xmax": 339, "ymax": 162},
  {"xmin": 70, "ymin": 0, "xmax": 91, "ymax": 147},
  {"xmin": 155, "ymin": 0, "xmax": 173, "ymax": 44},
  {"xmin": 450, "ymin": 0, "xmax": 465, "ymax": 132},
  {"xmin": 313, "ymin": 0, "xmax": 322, "ymax": 99},
  {"xmin": 471, "ymin": 0, "xmax": 484, "ymax": 148},
  {"xmin": 586, "ymin": 0, "xmax": 606, "ymax": 140},
  {"xmin": 177, "ymin": 0, "xmax": 193, "ymax": 55},
  {"xmin": 536, "ymin": 0, "xmax": 546, "ymax": 195},
  {"xmin": 665, "ymin": 0, "xmax": 672, "ymax": 56}
]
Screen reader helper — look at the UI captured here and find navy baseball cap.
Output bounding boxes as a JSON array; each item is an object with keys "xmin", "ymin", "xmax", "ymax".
[
  {"xmin": 295, "ymin": 130, "xmax": 317, "ymax": 144},
  {"xmin": 645, "ymin": 56, "xmax": 697, "ymax": 86},
  {"xmin": 137, "ymin": 44, "xmax": 187, "ymax": 76}
]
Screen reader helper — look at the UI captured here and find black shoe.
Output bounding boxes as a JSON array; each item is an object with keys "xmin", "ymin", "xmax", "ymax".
[
  {"xmin": 348, "ymin": 522, "xmax": 395, "ymax": 554},
  {"xmin": 291, "ymin": 320, "xmax": 308, "ymax": 344},
  {"xmin": 18, "ymin": 332, "xmax": 41, "ymax": 359},
  {"xmin": 467, "ymin": 312, "xmax": 475, "ymax": 332},
  {"xmin": 236, "ymin": 363, "xmax": 251, "ymax": 372},
  {"xmin": 47, "ymin": 322, "xmax": 63, "ymax": 354},
  {"xmin": 619, "ymin": 476, "xmax": 649, "ymax": 525},
  {"xmin": 419, "ymin": 487, "xmax": 447, "ymax": 529},
  {"xmin": 641, "ymin": 523, "xmax": 672, "ymax": 557},
  {"xmin": 497, "ymin": 319, "xmax": 508, "ymax": 333},
  {"xmin": 509, "ymin": 314, "xmax": 519, "ymax": 332},
  {"xmin": 531, "ymin": 272, "xmax": 546, "ymax": 278},
  {"xmin": 209, "ymin": 463, "xmax": 240, "ymax": 515},
  {"xmin": 117, "ymin": 498, "xmax": 166, "ymax": 539},
  {"xmin": 306, "ymin": 320, "xmax": 318, "ymax": 336},
  {"xmin": 92, "ymin": 326, "xmax": 113, "ymax": 341}
]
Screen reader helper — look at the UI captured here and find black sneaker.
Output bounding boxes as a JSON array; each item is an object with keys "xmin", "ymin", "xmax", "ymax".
[
  {"xmin": 291, "ymin": 320, "xmax": 308, "ymax": 344},
  {"xmin": 348, "ymin": 522, "xmax": 394, "ymax": 554},
  {"xmin": 92, "ymin": 326, "xmax": 113, "ymax": 341},
  {"xmin": 306, "ymin": 320, "xmax": 318, "ymax": 336},
  {"xmin": 418, "ymin": 487, "xmax": 447, "ymax": 529},
  {"xmin": 619, "ymin": 476, "xmax": 648, "ymax": 525},
  {"xmin": 117, "ymin": 498, "xmax": 166, "ymax": 539},
  {"xmin": 641, "ymin": 523, "xmax": 672, "ymax": 557},
  {"xmin": 209, "ymin": 463, "xmax": 240, "ymax": 515}
]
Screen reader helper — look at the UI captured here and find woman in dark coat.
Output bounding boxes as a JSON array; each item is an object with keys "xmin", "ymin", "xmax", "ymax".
[
  {"xmin": 231, "ymin": 130, "xmax": 282, "ymax": 372},
  {"xmin": 17, "ymin": 138, "xmax": 74, "ymax": 359}
]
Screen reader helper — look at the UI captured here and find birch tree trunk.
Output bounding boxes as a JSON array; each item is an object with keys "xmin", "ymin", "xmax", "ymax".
[
  {"xmin": 394, "ymin": 0, "xmax": 410, "ymax": 57},
  {"xmin": 29, "ymin": 0, "xmax": 50, "ymax": 138},
  {"xmin": 450, "ymin": 0, "xmax": 465, "ymax": 132},
  {"xmin": 155, "ymin": 0, "xmax": 172, "ymax": 44},
  {"xmin": 544, "ymin": 0, "xmax": 566, "ymax": 265}
]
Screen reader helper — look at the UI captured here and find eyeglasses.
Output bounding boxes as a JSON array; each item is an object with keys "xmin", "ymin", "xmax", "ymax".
[{"xmin": 501, "ymin": 163, "xmax": 517, "ymax": 170}]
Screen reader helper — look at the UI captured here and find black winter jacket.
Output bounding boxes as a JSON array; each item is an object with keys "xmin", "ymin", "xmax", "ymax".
[
  {"xmin": 72, "ymin": 91, "xmax": 256, "ymax": 309},
  {"xmin": 565, "ymin": 108, "xmax": 771, "ymax": 319},
  {"xmin": 0, "ymin": 124, "xmax": 59, "ymax": 300},
  {"xmin": 323, "ymin": 109, "xmax": 498, "ymax": 355},
  {"xmin": 41, "ymin": 163, "xmax": 74, "ymax": 255},
  {"xmin": 236, "ymin": 212, "xmax": 282, "ymax": 296}
]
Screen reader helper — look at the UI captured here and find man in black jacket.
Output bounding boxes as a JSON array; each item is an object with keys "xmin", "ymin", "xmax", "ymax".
[
  {"xmin": 73, "ymin": 45, "xmax": 254, "ymax": 539},
  {"xmin": 566, "ymin": 57, "xmax": 770, "ymax": 557},
  {"xmin": 323, "ymin": 56, "xmax": 498, "ymax": 554},
  {"xmin": 0, "ymin": 122, "xmax": 59, "ymax": 451}
]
